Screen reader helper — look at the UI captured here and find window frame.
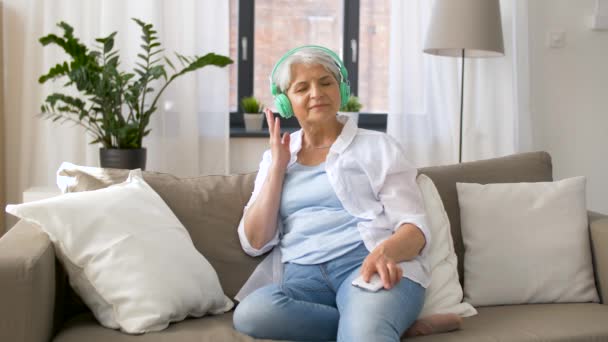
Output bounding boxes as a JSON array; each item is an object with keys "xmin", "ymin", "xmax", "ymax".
[{"xmin": 231, "ymin": 0, "xmax": 386, "ymax": 134}]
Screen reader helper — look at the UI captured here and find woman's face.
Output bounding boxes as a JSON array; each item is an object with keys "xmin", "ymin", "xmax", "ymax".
[{"xmin": 286, "ymin": 63, "xmax": 341, "ymax": 126}]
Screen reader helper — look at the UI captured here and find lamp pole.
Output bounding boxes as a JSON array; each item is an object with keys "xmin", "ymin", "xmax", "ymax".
[{"xmin": 459, "ymin": 49, "xmax": 465, "ymax": 163}]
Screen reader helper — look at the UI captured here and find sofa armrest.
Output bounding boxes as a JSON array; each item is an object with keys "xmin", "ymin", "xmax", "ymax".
[
  {"xmin": 590, "ymin": 211, "xmax": 608, "ymax": 304},
  {"xmin": 0, "ymin": 220, "xmax": 56, "ymax": 342}
]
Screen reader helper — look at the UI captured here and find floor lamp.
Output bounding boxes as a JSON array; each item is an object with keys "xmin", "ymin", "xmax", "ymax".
[{"xmin": 423, "ymin": 0, "xmax": 504, "ymax": 163}]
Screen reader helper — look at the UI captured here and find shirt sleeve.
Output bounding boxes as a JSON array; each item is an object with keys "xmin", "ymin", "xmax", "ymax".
[
  {"xmin": 237, "ymin": 149, "xmax": 281, "ymax": 256},
  {"xmin": 377, "ymin": 137, "xmax": 431, "ymax": 256}
]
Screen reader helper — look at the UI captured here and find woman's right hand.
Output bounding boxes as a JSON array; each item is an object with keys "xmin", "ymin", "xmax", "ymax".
[{"xmin": 265, "ymin": 108, "xmax": 291, "ymax": 171}]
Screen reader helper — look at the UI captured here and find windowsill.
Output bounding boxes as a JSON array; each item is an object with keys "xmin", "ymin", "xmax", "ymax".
[{"xmin": 229, "ymin": 112, "xmax": 387, "ymax": 138}]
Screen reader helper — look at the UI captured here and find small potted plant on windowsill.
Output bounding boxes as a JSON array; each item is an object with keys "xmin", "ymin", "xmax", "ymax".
[
  {"xmin": 241, "ymin": 96, "xmax": 264, "ymax": 132},
  {"xmin": 338, "ymin": 95, "xmax": 363, "ymax": 126}
]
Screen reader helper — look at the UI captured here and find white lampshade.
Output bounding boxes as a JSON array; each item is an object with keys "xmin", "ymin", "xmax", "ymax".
[{"xmin": 423, "ymin": 0, "xmax": 505, "ymax": 57}]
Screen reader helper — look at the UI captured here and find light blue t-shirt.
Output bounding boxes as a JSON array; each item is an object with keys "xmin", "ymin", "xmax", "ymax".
[{"xmin": 279, "ymin": 161, "xmax": 367, "ymax": 264}]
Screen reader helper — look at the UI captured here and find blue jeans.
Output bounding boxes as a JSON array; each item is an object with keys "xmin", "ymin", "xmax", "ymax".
[{"xmin": 233, "ymin": 243, "xmax": 425, "ymax": 342}]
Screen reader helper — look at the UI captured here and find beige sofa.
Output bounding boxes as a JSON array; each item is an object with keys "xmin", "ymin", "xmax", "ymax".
[{"xmin": 1, "ymin": 151, "xmax": 608, "ymax": 342}]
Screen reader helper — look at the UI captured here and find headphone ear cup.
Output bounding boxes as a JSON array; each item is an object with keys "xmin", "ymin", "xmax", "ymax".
[
  {"xmin": 274, "ymin": 94, "xmax": 293, "ymax": 119},
  {"xmin": 340, "ymin": 82, "xmax": 351, "ymax": 109}
]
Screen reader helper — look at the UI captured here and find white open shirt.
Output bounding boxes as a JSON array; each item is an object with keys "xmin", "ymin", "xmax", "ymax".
[{"xmin": 235, "ymin": 115, "xmax": 431, "ymax": 301}]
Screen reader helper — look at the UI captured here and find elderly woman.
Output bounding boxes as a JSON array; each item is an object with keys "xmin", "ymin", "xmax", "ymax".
[{"xmin": 232, "ymin": 46, "xmax": 456, "ymax": 342}]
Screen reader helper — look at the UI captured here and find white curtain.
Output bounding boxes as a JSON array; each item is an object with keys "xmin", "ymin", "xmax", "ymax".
[
  {"xmin": 3, "ymin": 0, "xmax": 230, "ymax": 227},
  {"xmin": 388, "ymin": 0, "xmax": 532, "ymax": 167}
]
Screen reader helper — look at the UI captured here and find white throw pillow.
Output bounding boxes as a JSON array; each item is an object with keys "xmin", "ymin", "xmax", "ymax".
[
  {"xmin": 457, "ymin": 176, "xmax": 599, "ymax": 306},
  {"xmin": 6, "ymin": 170, "xmax": 233, "ymax": 334},
  {"xmin": 417, "ymin": 174, "xmax": 477, "ymax": 318}
]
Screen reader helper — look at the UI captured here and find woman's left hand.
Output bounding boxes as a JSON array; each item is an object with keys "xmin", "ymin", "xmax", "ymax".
[{"xmin": 360, "ymin": 244, "xmax": 403, "ymax": 290}]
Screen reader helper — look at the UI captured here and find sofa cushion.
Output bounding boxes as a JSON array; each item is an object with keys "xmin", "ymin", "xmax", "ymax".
[
  {"xmin": 54, "ymin": 312, "xmax": 272, "ymax": 342},
  {"xmin": 416, "ymin": 175, "xmax": 476, "ymax": 318},
  {"xmin": 57, "ymin": 163, "xmax": 262, "ymax": 301},
  {"xmin": 411, "ymin": 303, "xmax": 608, "ymax": 342},
  {"xmin": 457, "ymin": 176, "xmax": 598, "ymax": 306},
  {"xmin": 418, "ymin": 151, "xmax": 553, "ymax": 286},
  {"xmin": 54, "ymin": 304, "xmax": 608, "ymax": 342}
]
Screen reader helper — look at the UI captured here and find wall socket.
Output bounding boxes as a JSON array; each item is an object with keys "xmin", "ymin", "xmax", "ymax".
[{"xmin": 547, "ymin": 31, "xmax": 566, "ymax": 48}]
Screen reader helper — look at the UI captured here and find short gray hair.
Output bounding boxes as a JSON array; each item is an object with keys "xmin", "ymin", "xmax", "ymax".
[{"xmin": 271, "ymin": 47, "xmax": 342, "ymax": 94}]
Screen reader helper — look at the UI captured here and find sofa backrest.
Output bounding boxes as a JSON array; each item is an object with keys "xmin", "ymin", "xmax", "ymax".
[
  {"xmin": 141, "ymin": 172, "xmax": 260, "ymax": 298},
  {"xmin": 418, "ymin": 151, "xmax": 553, "ymax": 284},
  {"xmin": 57, "ymin": 150, "xmax": 552, "ymax": 318}
]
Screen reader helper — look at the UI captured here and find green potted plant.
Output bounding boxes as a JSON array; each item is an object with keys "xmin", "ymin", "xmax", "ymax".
[
  {"xmin": 338, "ymin": 95, "xmax": 363, "ymax": 126},
  {"xmin": 240, "ymin": 96, "xmax": 264, "ymax": 132},
  {"xmin": 38, "ymin": 19, "xmax": 233, "ymax": 170}
]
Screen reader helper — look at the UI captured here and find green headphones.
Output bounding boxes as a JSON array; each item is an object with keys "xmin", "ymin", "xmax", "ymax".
[{"xmin": 269, "ymin": 45, "xmax": 351, "ymax": 119}]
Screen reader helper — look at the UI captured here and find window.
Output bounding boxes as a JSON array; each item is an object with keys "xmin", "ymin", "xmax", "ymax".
[{"xmin": 229, "ymin": 0, "xmax": 390, "ymax": 115}]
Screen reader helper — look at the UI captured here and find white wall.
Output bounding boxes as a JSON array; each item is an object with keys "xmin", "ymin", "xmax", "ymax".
[
  {"xmin": 529, "ymin": 0, "xmax": 608, "ymax": 214},
  {"xmin": 229, "ymin": 138, "xmax": 268, "ymax": 174}
]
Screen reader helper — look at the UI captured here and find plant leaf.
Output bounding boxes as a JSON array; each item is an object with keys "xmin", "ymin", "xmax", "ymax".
[
  {"xmin": 172, "ymin": 53, "xmax": 233, "ymax": 79},
  {"xmin": 164, "ymin": 56, "xmax": 176, "ymax": 71}
]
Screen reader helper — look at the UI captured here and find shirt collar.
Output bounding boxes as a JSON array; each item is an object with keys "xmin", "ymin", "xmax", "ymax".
[{"xmin": 330, "ymin": 114, "xmax": 357, "ymax": 154}]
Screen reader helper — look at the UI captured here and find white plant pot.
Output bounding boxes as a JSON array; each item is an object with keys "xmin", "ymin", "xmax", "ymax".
[
  {"xmin": 337, "ymin": 111, "xmax": 359, "ymax": 126},
  {"xmin": 244, "ymin": 113, "xmax": 264, "ymax": 132}
]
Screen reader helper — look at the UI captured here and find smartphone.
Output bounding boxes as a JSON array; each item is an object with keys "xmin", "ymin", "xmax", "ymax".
[{"xmin": 351, "ymin": 274, "xmax": 384, "ymax": 292}]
